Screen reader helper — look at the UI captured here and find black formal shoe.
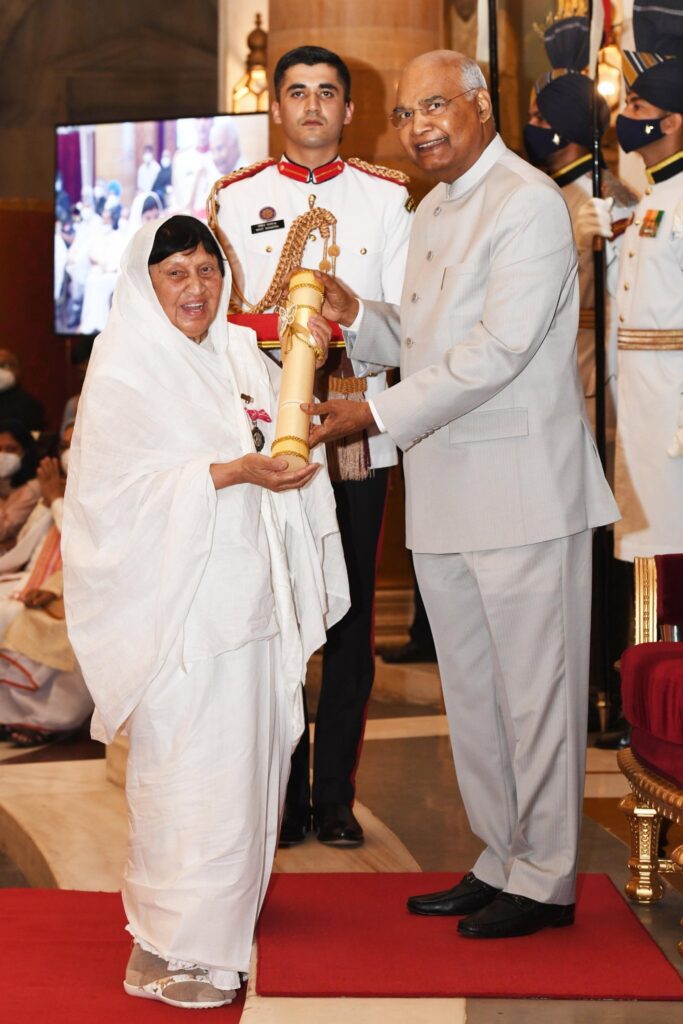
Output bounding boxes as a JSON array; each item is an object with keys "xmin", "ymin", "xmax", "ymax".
[
  {"xmin": 278, "ymin": 804, "xmax": 311, "ymax": 848},
  {"xmin": 314, "ymin": 803, "xmax": 364, "ymax": 847},
  {"xmin": 380, "ymin": 640, "xmax": 437, "ymax": 664},
  {"xmin": 407, "ymin": 872, "xmax": 501, "ymax": 916},
  {"xmin": 595, "ymin": 724, "xmax": 631, "ymax": 750},
  {"xmin": 457, "ymin": 892, "xmax": 575, "ymax": 938}
]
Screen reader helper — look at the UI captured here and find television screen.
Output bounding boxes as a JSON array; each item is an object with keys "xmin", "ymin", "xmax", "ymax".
[{"xmin": 54, "ymin": 113, "xmax": 269, "ymax": 335}]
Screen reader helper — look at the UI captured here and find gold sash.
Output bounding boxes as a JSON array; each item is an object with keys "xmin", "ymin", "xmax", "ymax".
[{"xmin": 618, "ymin": 329, "xmax": 683, "ymax": 351}]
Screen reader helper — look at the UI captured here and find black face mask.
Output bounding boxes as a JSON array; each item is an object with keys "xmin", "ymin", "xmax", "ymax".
[
  {"xmin": 523, "ymin": 123, "xmax": 569, "ymax": 166},
  {"xmin": 616, "ymin": 113, "xmax": 666, "ymax": 154}
]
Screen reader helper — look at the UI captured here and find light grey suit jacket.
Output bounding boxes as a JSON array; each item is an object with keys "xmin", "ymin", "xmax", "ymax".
[{"xmin": 349, "ymin": 136, "xmax": 619, "ymax": 554}]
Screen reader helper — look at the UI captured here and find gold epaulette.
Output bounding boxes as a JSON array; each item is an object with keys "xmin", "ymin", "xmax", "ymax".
[
  {"xmin": 346, "ymin": 157, "xmax": 410, "ymax": 187},
  {"xmin": 205, "ymin": 157, "xmax": 278, "ymax": 226}
]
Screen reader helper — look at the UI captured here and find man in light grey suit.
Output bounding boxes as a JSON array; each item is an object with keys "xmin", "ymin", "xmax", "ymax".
[{"xmin": 305, "ymin": 50, "xmax": 619, "ymax": 938}]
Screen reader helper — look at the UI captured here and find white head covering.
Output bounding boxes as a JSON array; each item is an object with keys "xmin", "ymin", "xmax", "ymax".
[{"xmin": 63, "ymin": 218, "xmax": 348, "ymax": 742}]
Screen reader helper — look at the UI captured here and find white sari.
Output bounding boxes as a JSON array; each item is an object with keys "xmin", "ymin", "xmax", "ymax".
[{"xmin": 63, "ymin": 219, "xmax": 349, "ymax": 986}]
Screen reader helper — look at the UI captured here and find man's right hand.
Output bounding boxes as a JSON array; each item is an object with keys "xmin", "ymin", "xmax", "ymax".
[
  {"xmin": 575, "ymin": 197, "xmax": 614, "ymax": 247},
  {"xmin": 314, "ymin": 272, "xmax": 360, "ymax": 327}
]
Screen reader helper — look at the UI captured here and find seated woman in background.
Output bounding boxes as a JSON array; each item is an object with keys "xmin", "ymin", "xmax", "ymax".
[
  {"xmin": 0, "ymin": 420, "xmax": 40, "ymax": 553},
  {"xmin": 0, "ymin": 424, "xmax": 73, "ymax": 633},
  {"xmin": 0, "ymin": 422, "xmax": 92, "ymax": 747},
  {"xmin": 63, "ymin": 216, "xmax": 348, "ymax": 1010}
]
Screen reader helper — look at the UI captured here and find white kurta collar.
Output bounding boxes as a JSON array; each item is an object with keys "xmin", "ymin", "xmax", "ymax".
[{"xmin": 445, "ymin": 134, "xmax": 505, "ymax": 201}]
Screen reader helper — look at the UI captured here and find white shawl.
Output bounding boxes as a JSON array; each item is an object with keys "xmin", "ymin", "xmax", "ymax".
[{"xmin": 62, "ymin": 220, "xmax": 349, "ymax": 743}]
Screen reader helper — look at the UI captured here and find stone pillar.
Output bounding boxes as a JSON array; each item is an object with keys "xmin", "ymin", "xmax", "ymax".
[{"xmin": 267, "ymin": 2, "xmax": 444, "ymax": 188}]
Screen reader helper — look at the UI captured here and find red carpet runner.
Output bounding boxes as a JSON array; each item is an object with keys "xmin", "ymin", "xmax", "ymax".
[
  {"xmin": 3, "ymin": 889, "xmax": 245, "ymax": 1022},
  {"xmin": 3, "ymin": 876, "xmax": 682, "ymax": 1017},
  {"xmin": 256, "ymin": 872, "xmax": 683, "ymax": 1000}
]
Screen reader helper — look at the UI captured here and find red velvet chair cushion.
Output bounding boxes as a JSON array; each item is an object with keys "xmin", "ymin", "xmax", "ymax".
[
  {"xmin": 621, "ymin": 642, "xmax": 683, "ymax": 786},
  {"xmin": 655, "ymin": 554, "xmax": 683, "ymax": 626}
]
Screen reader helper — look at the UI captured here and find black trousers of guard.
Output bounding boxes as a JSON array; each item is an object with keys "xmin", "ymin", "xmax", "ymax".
[{"xmin": 286, "ymin": 468, "xmax": 389, "ymax": 810}]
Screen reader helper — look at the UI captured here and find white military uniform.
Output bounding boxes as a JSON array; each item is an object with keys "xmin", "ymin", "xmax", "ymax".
[
  {"xmin": 214, "ymin": 155, "xmax": 412, "ymax": 811},
  {"xmin": 614, "ymin": 153, "xmax": 683, "ymax": 561},
  {"xmin": 554, "ymin": 158, "xmax": 638, "ymax": 463},
  {"xmin": 215, "ymin": 156, "xmax": 413, "ymax": 471}
]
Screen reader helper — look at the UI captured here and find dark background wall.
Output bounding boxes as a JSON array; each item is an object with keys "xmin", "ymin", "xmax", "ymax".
[
  {"xmin": 0, "ymin": 1, "xmax": 219, "ymax": 431},
  {"xmin": 0, "ymin": 0, "xmax": 219, "ymax": 203}
]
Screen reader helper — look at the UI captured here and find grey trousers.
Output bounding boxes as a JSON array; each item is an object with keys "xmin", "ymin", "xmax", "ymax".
[{"xmin": 414, "ymin": 529, "xmax": 592, "ymax": 905}]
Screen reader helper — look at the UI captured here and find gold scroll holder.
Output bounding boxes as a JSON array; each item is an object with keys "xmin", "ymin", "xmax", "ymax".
[{"xmin": 271, "ymin": 269, "xmax": 324, "ymax": 468}]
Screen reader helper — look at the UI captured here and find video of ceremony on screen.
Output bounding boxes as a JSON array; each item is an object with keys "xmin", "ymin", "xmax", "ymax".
[{"xmin": 54, "ymin": 113, "xmax": 268, "ymax": 335}]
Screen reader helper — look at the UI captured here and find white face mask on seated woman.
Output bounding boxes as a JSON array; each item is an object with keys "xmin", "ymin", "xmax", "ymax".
[
  {"xmin": 0, "ymin": 452, "xmax": 21, "ymax": 477},
  {"xmin": 0, "ymin": 368, "xmax": 16, "ymax": 392}
]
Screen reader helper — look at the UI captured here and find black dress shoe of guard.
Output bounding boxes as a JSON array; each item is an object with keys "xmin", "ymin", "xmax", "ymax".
[
  {"xmin": 314, "ymin": 803, "xmax": 364, "ymax": 846},
  {"xmin": 595, "ymin": 725, "xmax": 631, "ymax": 750},
  {"xmin": 381, "ymin": 640, "xmax": 437, "ymax": 664},
  {"xmin": 457, "ymin": 892, "xmax": 575, "ymax": 938},
  {"xmin": 278, "ymin": 804, "xmax": 311, "ymax": 848},
  {"xmin": 407, "ymin": 872, "xmax": 501, "ymax": 916}
]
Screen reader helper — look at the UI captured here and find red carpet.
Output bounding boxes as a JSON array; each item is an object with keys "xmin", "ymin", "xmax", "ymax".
[
  {"xmin": 2, "ymin": 890, "xmax": 245, "ymax": 1022},
  {"xmin": 256, "ymin": 873, "xmax": 683, "ymax": 1000}
]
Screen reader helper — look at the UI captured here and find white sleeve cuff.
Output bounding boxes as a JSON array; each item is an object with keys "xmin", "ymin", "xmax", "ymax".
[
  {"xmin": 347, "ymin": 300, "xmax": 364, "ymax": 334},
  {"xmin": 368, "ymin": 398, "xmax": 387, "ymax": 434}
]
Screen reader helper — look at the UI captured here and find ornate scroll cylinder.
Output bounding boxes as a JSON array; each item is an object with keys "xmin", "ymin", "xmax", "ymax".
[{"xmin": 271, "ymin": 268, "xmax": 324, "ymax": 468}]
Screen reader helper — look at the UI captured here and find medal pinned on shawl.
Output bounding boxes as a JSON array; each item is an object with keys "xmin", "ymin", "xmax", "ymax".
[{"xmin": 241, "ymin": 393, "xmax": 271, "ymax": 452}]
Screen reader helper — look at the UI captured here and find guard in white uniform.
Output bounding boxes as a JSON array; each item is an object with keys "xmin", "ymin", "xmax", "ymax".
[
  {"xmin": 578, "ymin": 7, "xmax": 683, "ymax": 562},
  {"xmin": 523, "ymin": 7, "xmax": 638, "ymax": 460},
  {"xmin": 525, "ymin": 6, "xmax": 640, "ymax": 736},
  {"xmin": 212, "ymin": 46, "xmax": 412, "ymax": 848}
]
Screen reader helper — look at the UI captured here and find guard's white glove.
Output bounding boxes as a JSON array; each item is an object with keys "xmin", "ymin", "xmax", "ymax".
[{"xmin": 575, "ymin": 197, "xmax": 614, "ymax": 248}]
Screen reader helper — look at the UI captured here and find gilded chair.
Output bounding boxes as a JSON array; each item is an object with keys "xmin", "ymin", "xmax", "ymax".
[{"xmin": 617, "ymin": 555, "xmax": 683, "ymax": 956}]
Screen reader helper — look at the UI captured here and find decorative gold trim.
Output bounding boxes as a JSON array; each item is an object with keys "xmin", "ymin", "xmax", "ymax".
[
  {"xmin": 346, "ymin": 156, "xmax": 409, "ymax": 186},
  {"xmin": 618, "ymin": 748, "xmax": 683, "ymax": 907},
  {"xmin": 550, "ymin": 154, "xmax": 592, "ymax": 181},
  {"xmin": 618, "ymin": 329, "xmax": 683, "ymax": 351},
  {"xmin": 634, "ymin": 556, "xmax": 657, "ymax": 645},
  {"xmin": 618, "ymin": 748, "xmax": 683, "ymax": 824},
  {"xmin": 256, "ymin": 338, "xmax": 346, "ymax": 350},
  {"xmin": 329, "ymin": 376, "xmax": 368, "ymax": 395},
  {"xmin": 288, "ymin": 281, "xmax": 325, "ymax": 298},
  {"xmin": 271, "ymin": 434, "xmax": 309, "ymax": 460},
  {"xmin": 646, "ymin": 149, "xmax": 683, "ymax": 184},
  {"xmin": 578, "ymin": 308, "xmax": 595, "ymax": 329},
  {"xmin": 619, "ymin": 791, "xmax": 667, "ymax": 903},
  {"xmin": 271, "ymin": 449, "xmax": 309, "ymax": 462}
]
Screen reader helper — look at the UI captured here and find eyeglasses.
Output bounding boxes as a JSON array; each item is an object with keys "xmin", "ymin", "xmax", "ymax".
[{"xmin": 389, "ymin": 89, "xmax": 478, "ymax": 129}]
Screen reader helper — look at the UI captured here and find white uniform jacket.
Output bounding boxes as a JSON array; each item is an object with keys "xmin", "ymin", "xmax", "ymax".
[
  {"xmin": 614, "ymin": 164, "xmax": 683, "ymax": 560},
  {"xmin": 561, "ymin": 167, "xmax": 637, "ymax": 446},
  {"xmin": 215, "ymin": 158, "xmax": 413, "ymax": 470},
  {"xmin": 348, "ymin": 135, "xmax": 619, "ymax": 554}
]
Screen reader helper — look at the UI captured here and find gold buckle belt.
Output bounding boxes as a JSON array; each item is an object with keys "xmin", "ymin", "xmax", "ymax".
[
  {"xmin": 328, "ymin": 375, "xmax": 367, "ymax": 395},
  {"xmin": 578, "ymin": 308, "xmax": 595, "ymax": 330},
  {"xmin": 618, "ymin": 328, "xmax": 683, "ymax": 351}
]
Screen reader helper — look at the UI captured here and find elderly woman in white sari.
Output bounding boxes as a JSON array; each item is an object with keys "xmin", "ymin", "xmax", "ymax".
[{"xmin": 62, "ymin": 216, "xmax": 349, "ymax": 1009}]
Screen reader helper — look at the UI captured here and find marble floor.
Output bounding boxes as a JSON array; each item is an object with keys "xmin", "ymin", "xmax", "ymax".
[{"xmin": 0, "ymin": 655, "xmax": 681, "ymax": 1021}]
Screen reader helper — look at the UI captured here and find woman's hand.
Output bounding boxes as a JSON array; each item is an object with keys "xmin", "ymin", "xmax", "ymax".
[
  {"xmin": 211, "ymin": 454, "xmax": 320, "ymax": 492},
  {"xmin": 307, "ymin": 313, "xmax": 332, "ymax": 368},
  {"xmin": 37, "ymin": 457, "xmax": 65, "ymax": 506}
]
